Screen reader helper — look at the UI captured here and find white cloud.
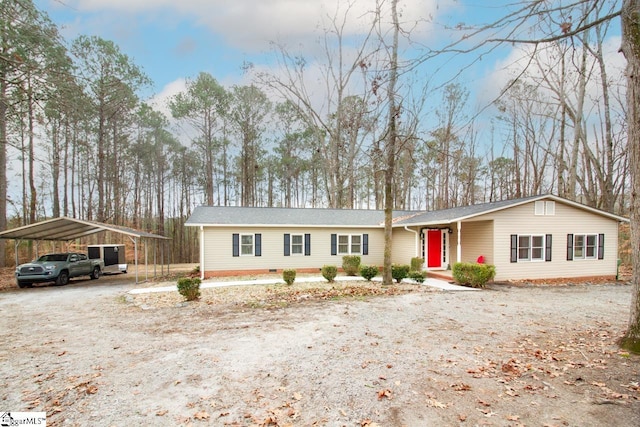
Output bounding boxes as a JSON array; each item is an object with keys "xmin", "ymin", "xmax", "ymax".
[
  {"xmin": 62, "ymin": 0, "xmax": 453, "ymax": 51},
  {"xmin": 148, "ymin": 78, "xmax": 186, "ymax": 118}
]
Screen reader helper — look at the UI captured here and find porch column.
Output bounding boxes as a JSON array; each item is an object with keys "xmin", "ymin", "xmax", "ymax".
[
  {"xmin": 199, "ymin": 226, "xmax": 205, "ymax": 280},
  {"xmin": 456, "ymin": 221, "xmax": 462, "ymax": 262}
]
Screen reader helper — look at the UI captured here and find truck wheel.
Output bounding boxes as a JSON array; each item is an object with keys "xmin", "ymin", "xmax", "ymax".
[
  {"xmin": 90, "ymin": 266, "xmax": 101, "ymax": 280},
  {"xmin": 55, "ymin": 271, "xmax": 69, "ymax": 286}
]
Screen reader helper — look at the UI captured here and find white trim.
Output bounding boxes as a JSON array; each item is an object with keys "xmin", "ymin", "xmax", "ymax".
[
  {"xmin": 517, "ymin": 234, "xmax": 545, "ymax": 262},
  {"xmin": 337, "ymin": 234, "xmax": 362, "ymax": 255},
  {"xmin": 199, "ymin": 226, "xmax": 205, "ymax": 280},
  {"xmin": 290, "ymin": 234, "xmax": 304, "ymax": 256},
  {"xmin": 572, "ymin": 233, "xmax": 598, "ymax": 260},
  {"xmin": 240, "ymin": 234, "xmax": 255, "ymax": 256}
]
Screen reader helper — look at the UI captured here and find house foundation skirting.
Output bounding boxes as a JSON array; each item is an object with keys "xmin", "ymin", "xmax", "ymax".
[{"xmin": 204, "ymin": 267, "xmax": 325, "ymax": 278}]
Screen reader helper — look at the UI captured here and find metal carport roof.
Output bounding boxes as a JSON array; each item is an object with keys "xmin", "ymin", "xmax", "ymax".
[{"xmin": 0, "ymin": 216, "xmax": 171, "ymax": 283}]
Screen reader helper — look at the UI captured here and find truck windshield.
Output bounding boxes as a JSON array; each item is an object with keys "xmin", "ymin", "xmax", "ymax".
[{"xmin": 37, "ymin": 254, "xmax": 69, "ymax": 262}]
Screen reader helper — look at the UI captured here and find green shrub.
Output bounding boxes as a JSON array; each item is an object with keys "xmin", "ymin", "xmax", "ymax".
[
  {"xmin": 410, "ymin": 257, "xmax": 424, "ymax": 272},
  {"xmin": 452, "ymin": 262, "xmax": 496, "ymax": 288},
  {"xmin": 321, "ymin": 265, "xmax": 338, "ymax": 282},
  {"xmin": 359, "ymin": 265, "xmax": 379, "ymax": 281},
  {"xmin": 342, "ymin": 255, "xmax": 361, "ymax": 276},
  {"xmin": 408, "ymin": 270, "xmax": 426, "ymax": 283},
  {"xmin": 391, "ymin": 264, "xmax": 411, "ymax": 283},
  {"xmin": 177, "ymin": 277, "xmax": 201, "ymax": 301},
  {"xmin": 282, "ymin": 269, "xmax": 296, "ymax": 285}
]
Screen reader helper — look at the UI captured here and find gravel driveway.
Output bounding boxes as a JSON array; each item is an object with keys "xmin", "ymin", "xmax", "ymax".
[{"xmin": 0, "ymin": 277, "xmax": 638, "ymax": 426}]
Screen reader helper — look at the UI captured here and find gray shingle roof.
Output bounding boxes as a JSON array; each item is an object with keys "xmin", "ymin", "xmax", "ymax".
[
  {"xmin": 185, "ymin": 195, "xmax": 628, "ymax": 228},
  {"xmin": 393, "ymin": 195, "xmax": 543, "ymax": 225},
  {"xmin": 186, "ymin": 206, "xmax": 416, "ymax": 227}
]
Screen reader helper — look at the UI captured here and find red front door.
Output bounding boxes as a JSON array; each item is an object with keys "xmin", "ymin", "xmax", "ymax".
[{"xmin": 427, "ymin": 230, "xmax": 442, "ymax": 268}]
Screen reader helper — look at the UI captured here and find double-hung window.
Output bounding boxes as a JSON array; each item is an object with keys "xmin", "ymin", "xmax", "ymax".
[
  {"xmin": 291, "ymin": 234, "xmax": 304, "ymax": 255},
  {"xmin": 241, "ymin": 234, "xmax": 254, "ymax": 256},
  {"xmin": 232, "ymin": 233, "xmax": 262, "ymax": 257},
  {"xmin": 332, "ymin": 233, "xmax": 368, "ymax": 256},
  {"xmin": 518, "ymin": 235, "xmax": 544, "ymax": 261},
  {"xmin": 338, "ymin": 235, "xmax": 361, "ymax": 255},
  {"xmin": 510, "ymin": 234, "xmax": 552, "ymax": 263},
  {"xmin": 567, "ymin": 234, "xmax": 603, "ymax": 260},
  {"xmin": 284, "ymin": 233, "xmax": 311, "ymax": 256}
]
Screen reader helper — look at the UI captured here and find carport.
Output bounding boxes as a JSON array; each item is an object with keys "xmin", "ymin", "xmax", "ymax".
[{"xmin": 0, "ymin": 216, "xmax": 171, "ymax": 284}]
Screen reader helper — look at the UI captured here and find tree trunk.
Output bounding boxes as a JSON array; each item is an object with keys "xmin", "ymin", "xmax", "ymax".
[
  {"xmin": 0, "ymin": 69, "xmax": 6, "ymax": 267},
  {"xmin": 383, "ymin": 0, "xmax": 399, "ymax": 286},
  {"xmin": 620, "ymin": 0, "xmax": 640, "ymax": 353}
]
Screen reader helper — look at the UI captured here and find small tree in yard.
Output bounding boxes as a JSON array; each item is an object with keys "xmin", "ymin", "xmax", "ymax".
[
  {"xmin": 177, "ymin": 277, "xmax": 201, "ymax": 301},
  {"xmin": 342, "ymin": 255, "xmax": 361, "ymax": 276},
  {"xmin": 391, "ymin": 264, "xmax": 411, "ymax": 283},
  {"xmin": 321, "ymin": 265, "xmax": 338, "ymax": 282},
  {"xmin": 283, "ymin": 269, "xmax": 296, "ymax": 285},
  {"xmin": 360, "ymin": 265, "xmax": 379, "ymax": 281},
  {"xmin": 452, "ymin": 263, "xmax": 495, "ymax": 288}
]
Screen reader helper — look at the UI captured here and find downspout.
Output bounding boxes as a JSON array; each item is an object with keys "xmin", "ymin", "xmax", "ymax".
[{"xmin": 404, "ymin": 226, "xmax": 419, "ymax": 258}]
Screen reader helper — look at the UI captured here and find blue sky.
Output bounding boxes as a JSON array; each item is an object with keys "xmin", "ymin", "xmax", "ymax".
[
  {"xmin": 34, "ymin": 0, "xmax": 623, "ymax": 127},
  {"xmin": 35, "ymin": 2, "xmax": 516, "ymax": 101}
]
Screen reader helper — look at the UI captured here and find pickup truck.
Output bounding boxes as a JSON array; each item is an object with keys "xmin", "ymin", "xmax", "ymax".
[{"xmin": 15, "ymin": 252, "xmax": 105, "ymax": 288}]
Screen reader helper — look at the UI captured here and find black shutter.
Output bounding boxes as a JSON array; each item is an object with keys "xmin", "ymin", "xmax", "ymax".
[
  {"xmin": 567, "ymin": 234, "xmax": 574, "ymax": 261},
  {"xmin": 598, "ymin": 234, "xmax": 605, "ymax": 260},
  {"xmin": 331, "ymin": 234, "xmax": 337, "ymax": 256},
  {"xmin": 510, "ymin": 234, "xmax": 518, "ymax": 263},
  {"xmin": 363, "ymin": 234, "xmax": 369, "ymax": 255},
  {"xmin": 255, "ymin": 234, "xmax": 262, "ymax": 256},
  {"xmin": 284, "ymin": 234, "xmax": 290, "ymax": 256},
  {"xmin": 232, "ymin": 233, "xmax": 239, "ymax": 257},
  {"xmin": 545, "ymin": 234, "xmax": 552, "ymax": 262},
  {"xmin": 305, "ymin": 234, "xmax": 311, "ymax": 256}
]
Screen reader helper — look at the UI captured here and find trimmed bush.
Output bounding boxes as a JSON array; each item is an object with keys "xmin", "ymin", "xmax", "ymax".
[
  {"xmin": 282, "ymin": 269, "xmax": 296, "ymax": 285},
  {"xmin": 391, "ymin": 264, "xmax": 411, "ymax": 283},
  {"xmin": 321, "ymin": 265, "xmax": 338, "ymax": 282},
  {"xmin": 342, "ymin": 255, "xmax": 361, "ymax": 276},
  {"xmin": 408, "ymin": 270, "xmax": 426, "ymax": 283},
  {"xmin": 359, "ymin": 265, "xmax": 379, "ymax": 281},
  {"xmin": 452, "ymin": 262, "xmax": 496, "ymax": 288},
  {"xmin": 177, "ymin": 277, "xmax": 201, "ymax": 301},
  {"xmin": 410, "ymin": 257, "xmax": 424, "ymax": 272}
]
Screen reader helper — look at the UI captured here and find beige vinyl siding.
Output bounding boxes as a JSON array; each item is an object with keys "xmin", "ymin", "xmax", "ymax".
[
  {"xmin": 458, "ymin": 220, "xmax": 494, "ymax": 264},
  {"xmin": 391, "ymin": 228, "xmax": 420, "ymax": 264},
  {"xmin": 202, "ymin": 227, "xmax": 385, "ymax": 272},
  {"xmin": 468, "ymin": 201, "xmax": 620, "ymax": 280}
]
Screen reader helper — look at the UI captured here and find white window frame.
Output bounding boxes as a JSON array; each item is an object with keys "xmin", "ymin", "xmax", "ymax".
[
  {"xmin": 338, "ymin": 234, "xmax": 362, "ymax": 255},
  {"xmin": 534, "ymin": 200, "xmax": 555, "ymax": 216},
  {"xmin": 517, "ymin": 234, "xmax": 545, "ymax": 262},
  {"xmin": 240, "ymin": 234, "xmax": 254, "ymax": 256},
  {"xmin": 573, "ymin": 234, "xmax": 598, "ymax": 260},
  {"xmin": 291, "ymin": 234, "xmax": 304, "ymax": 255},
  {"xmin": 545, "ymin": 201, "xmax": 555, "ymax": 215}
]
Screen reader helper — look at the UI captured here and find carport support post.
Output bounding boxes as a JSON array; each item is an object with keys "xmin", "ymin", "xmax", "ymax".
[
  {"xmin": 127, "ymin": 235, "xmax": 139, "ymax": 284},
  {"xmin": 13, "ymin": 240, "xmax": 20, "ymax": 266},
  {"xmin": 145, "ymin": 242, "xmax": 148, "ymax": 282}
]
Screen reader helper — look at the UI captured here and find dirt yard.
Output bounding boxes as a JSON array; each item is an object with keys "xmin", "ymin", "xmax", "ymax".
[{"xmin": 0, "ymin": 270, "xmax": 638, "ymax": 426}]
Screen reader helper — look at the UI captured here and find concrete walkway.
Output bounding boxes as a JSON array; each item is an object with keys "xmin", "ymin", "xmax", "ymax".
[{"xmin": 128, "ymin": 275, "xmax": 478, "ymax": 295}]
